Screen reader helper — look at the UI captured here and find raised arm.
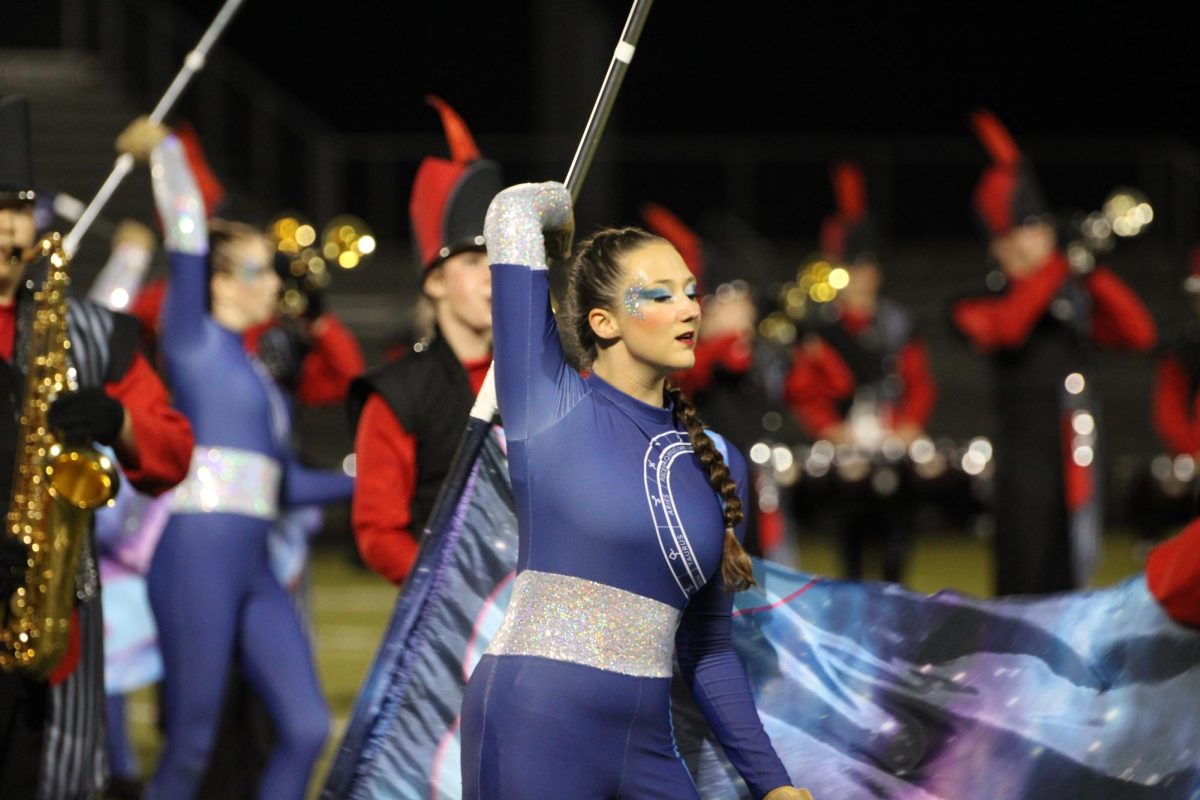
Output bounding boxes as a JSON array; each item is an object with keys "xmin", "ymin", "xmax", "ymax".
[
  {"xmin": 950, "ymin": 253, "xmax": 1069, "ymax": 352},
  {"xmin": 1086, "ymin": 266, "xmax": 1157, "ymax": 352},
  {"xmin": 675, "ymin": 445, "xmax": 797, "ymax": 799},
  {"xmin": 149, "ymin": 133, "xmax": 210, "ymax": 351},
  {"xmin": 484, "ymin": 182, "xmax": 582, "ymax": 440}
]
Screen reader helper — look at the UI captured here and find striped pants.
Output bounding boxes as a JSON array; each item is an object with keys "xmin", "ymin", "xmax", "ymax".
[{"xmin": 0, "ymin": 596, "xmax": 106, "ymax": 799}]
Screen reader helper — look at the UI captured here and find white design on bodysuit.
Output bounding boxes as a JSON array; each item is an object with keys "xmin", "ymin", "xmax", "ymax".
[{"xmin": 643, "ymin": 430, "xmax": 705, "ymax": 599}]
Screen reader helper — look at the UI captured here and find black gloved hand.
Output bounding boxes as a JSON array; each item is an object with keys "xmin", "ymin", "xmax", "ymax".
[
  {"xmin": 0, "ymin": 535, "xmax": 29, "ymax": 610},
  {"xmin": 48, "ymin": 388, "xmax": 125, "ymax": 445}
]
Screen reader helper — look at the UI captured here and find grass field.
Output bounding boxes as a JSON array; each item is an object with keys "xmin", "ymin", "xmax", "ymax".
[{"xmin": 114, "ymin": 527, "xmax": 1152, "ymax": 798}]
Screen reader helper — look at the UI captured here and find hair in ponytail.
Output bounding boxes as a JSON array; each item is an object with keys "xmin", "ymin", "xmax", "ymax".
[
  {"xmin": 563, "ymin": 226, "xmax": 756, "ymax": 592},
  {"xmin": 664, "ymin": 381, "xmax": 757, "ymax": 592}
]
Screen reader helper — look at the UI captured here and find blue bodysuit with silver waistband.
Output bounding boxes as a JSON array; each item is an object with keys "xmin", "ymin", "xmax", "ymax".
[
  {"xmin": 144, "ymin": 137, "xmax": 352, "ymax": 800},
  {"xmin": 460, "ymin": 260, "xmax": 793, "ymax": 799}
]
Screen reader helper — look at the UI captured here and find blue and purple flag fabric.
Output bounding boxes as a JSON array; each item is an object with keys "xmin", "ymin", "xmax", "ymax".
[{"xmin": 324, "ymin": 427, "xmax": 1200, "ymax": 799}]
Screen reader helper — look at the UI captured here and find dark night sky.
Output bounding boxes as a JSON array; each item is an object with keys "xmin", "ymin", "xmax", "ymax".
[
  {"xmin": 4, "ymin": 1, "xmax": 1197, "ymax": 244},
  {"xmin": 149, "ymin": 1, "xmax": 1195, "ymax": 142},
  {"xmin": 5, "ymin": 2, "xmax": 1196, "ymax": 138}
]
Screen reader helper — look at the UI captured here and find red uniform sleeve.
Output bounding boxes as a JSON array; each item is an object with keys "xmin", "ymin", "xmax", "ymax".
[
  {"xmin": 784, "ymin": 340, "xmax": 854, "ymax": 438},
  {"xmin": 296, "ymin": 315, "xmax": 366, "ymax": 407},
  {"xmin": 352, "ymin": 393, "xmax": 419, "ymax": 585},
  {"xmin": 950, "ymin": 254, "xmax": 1069, "ymax": 352},
  {"xmin": 1147, "ymin": 517, "xmax": 1200, "ymax": 627},
  {"xmin": 1086, "ymin": 267, "xmax": 1157, "ymax": 352},
  {"xmin": 894, "ymin": 339, "xmax": 936, "ymax": 428},
  {"xmin": 103, "ymin": 353, "xmax": 194, "ymax": 495},
  {"xmin": 1153, "ymin": 355, "xmax": 1200, "ymax": 456},
  {"xmin": 672, "ymin": 332, "xmax": 752, "ymax": 397}
]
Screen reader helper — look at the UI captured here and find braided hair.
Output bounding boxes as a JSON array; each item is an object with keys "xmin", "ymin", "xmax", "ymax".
[{"xmin": 562, "ymin": 227, "xmax": 757, "ymax": 592}]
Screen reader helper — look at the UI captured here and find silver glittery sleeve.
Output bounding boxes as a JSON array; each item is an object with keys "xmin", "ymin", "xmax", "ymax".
[
  {"xmin": 149, "ymin": 135, "xmax": 208, "ymax": 256},
  {"xmin": 483, "ymin": 182, "xmax": 572, "ymax": 271}
]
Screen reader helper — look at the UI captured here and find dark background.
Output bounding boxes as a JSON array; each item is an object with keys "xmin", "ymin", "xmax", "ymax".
[{"xmin": 3, "ymin": 0, "xmax": 1198, "ymax": 500}]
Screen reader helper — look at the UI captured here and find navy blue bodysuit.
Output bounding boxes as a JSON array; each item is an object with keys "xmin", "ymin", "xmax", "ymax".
[
  {"xmin": 144, "ymin": 137, "xmax": 352, "ymax": 799},
  {"xmin": 460, "ymin": 261, "xmax": 792, "ymax": 799}
]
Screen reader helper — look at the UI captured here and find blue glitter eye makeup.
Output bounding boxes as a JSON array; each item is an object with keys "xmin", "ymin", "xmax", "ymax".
[{"xmin": 640, "ymin": 288, "xmax": 673, "ymax": 302}]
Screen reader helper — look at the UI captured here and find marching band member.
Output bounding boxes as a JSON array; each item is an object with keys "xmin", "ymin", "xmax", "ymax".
[
  {"xmin": 0, "ymin": 94, "xmax": 194, "ymax": 800},
  {"xmin": 348, "ymin": 98, "xmax": 500, "ymax": 586},
  {"xmin": 786, "ymin": 163, "xmax": 935, "ymax": 582},
  {"xmin": 950, "ymin": 110, "xmax": 1156, "ymax": 595}
]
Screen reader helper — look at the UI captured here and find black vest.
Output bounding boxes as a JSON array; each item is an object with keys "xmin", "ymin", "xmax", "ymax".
[{"xmin": 348, "ymin": 333, "xmax": 478, "ymax": 537}]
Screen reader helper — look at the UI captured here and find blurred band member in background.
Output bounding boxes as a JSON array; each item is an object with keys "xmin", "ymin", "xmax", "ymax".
[
  {"xmin": 950, "ymin": 110, "xmax": 1156, "ymax": 596},
  {"xmin": 786, "ymin": 163, "xmax": 935, "ymax": 582}
]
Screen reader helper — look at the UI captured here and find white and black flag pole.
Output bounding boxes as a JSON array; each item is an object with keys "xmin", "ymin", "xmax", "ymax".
[
  {"xmin": 62, "ymin": 0, "xmax": 248, "ymax": 257},
  {"xmin": 564, "ymin": 0, "xmax": 654, "ymax": 201}
]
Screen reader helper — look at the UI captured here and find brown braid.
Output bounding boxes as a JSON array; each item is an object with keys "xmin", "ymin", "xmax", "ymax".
[{"xmin": 664, "ymin": 382, "xmax": 757, "ymax": 592}]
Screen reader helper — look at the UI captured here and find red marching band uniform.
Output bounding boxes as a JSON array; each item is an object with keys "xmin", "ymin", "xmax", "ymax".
[
  {"xmin": 349, "ymin": 98, "xmax": 499, "ymax": 585},
  {"xmin": 785, "ymin": 162, "xmax": 936, "ymax": 581},
  {"xmin": 950, "ymin": 110, "xmax": 1155, "ymax": 595},
  {"xmin": 0, "ymin": 94, "xmax": 194, "ymax": 799},
  {"xmin": 1143, "ymin": 245, "xmax": 1200, "ymax": 626}
]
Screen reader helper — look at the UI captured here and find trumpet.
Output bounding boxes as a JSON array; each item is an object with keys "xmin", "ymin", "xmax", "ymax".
[{"xmin": 1065, "ymin": 187, "xmax": 1154, "ymax": 274}]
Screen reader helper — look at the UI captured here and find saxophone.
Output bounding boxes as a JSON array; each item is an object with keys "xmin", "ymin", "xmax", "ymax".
[{"xmin": 0, "ymin": 233, "xmax": 119, "ymax": 678}]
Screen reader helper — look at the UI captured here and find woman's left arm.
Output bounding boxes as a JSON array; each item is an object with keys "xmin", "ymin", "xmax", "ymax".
[
  {"xmin": 281, "ymin": 459, "xmax": 355, "ymax": 507},
  {"xmin": 675, "ymin": 446, "xmax": 799, "ymax": 800}
]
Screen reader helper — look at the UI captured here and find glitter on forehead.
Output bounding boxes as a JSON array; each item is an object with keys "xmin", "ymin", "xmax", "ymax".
[{"xmin": 623, "ymin": 270, "xmax": 649, "ymax": 320}]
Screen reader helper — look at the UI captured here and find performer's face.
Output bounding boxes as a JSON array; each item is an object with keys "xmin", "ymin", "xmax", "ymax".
[
  {"xmin": 595, "ymin": 242, "xmax": 700, "ymax": 374},
  {"xmin": 991, "ymin": 221, "xmax": 1056, "ymax": 279},
  {"xmin": 0, "ymin": 204, "xmax": 36, "ymax": 285},
  {"xmin": 839, "ymin": 260, "xmax": 881, "ymax": 312},
  {"xmin": 212, "ymin": 234, "xmax": 280, "ymax": 328},
  {"xmin": 426, "ymin": 249, "xmax": 493, "ymax": 336}
]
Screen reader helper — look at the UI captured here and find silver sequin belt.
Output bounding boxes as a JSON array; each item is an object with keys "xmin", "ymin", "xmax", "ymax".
[
  {"xmin": 168, "ymin": 446, "xmax": 281, "ymax": 519},
  {"xmin": 486, "ymin": 570, "xmax": 682, "ymax": 678}
]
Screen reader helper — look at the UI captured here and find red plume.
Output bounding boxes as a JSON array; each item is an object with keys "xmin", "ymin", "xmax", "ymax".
[
  {"xmin": 641, "ymin": 203, "xmax": 704, "ymax": 282},
  {"xmin": 971, "ymin": 109, "xmax": 1022, "ymax": 166},
  {"xmin": 425, "ymin": 95, "xmax": 480, "ymax": 163},
  {"xmin": 830, "ymin": 161, "xmax": 867, "ymax": 221}
]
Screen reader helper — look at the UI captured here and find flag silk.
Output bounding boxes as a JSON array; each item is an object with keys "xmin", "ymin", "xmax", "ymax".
[{"xmin": 326, "ymin": 430, "xmax": 1200, "ymax": 799}]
